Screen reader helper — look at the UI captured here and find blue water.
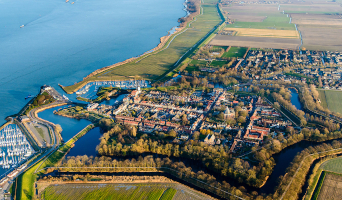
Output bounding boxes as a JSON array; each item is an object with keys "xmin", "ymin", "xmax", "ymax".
[
  {"xmin": 289, "ymin": 88, "xmax": 303, "ymax": 110},
  {"xmin": 37, "ymin": 105, "xmax": 91, "ymax": 141},
  {"xmin": 66, "ymin": 127, "xmax": 102, "ymax": 157},
  {"xmin": 0, "ymin": 0, "xmax": 185, "ymax": 124}
]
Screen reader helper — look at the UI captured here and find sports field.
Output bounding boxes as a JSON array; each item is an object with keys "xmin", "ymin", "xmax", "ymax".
[
  {"xmin": 63, "ymin": 0, "xmax": 221, "ymax": 93},
  {"xmin": 318, "ymin": 90, "xmax": 342, "ymax": 114},
  {"xmin": 210, "ymin": 60, "xmax": 227, "ymax": 67},
  {"xmin": 42, "ymin": 183, "xmax": 212, "ymax": 200},
  {"xmin": 222, "ymin": 46, "xmax": 247, "ymax": 58}
]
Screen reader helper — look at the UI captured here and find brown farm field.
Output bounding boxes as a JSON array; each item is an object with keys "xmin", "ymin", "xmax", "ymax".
[
  {"xmin": 210, "ymin": 35, "xmax": 301, "ymax": 49},
  {"xmin": 223, "ymin": 28, "xmax": 299, "ymax": 38},
  {"xmin": 284, "ymin": 1, "xmax": 342, "ymax": 51},
  {"xmin": 281, "ymin": 3, "xmax": 342, "ymax": 13},
  {"xmin": 317, "ymin": 173, "xmax": 342, "ymax": 200},
  {"xmin": 291, "ymin": 14, "xmax": 342, "ymax": 26},
  {"xmin": 298, "ymin": 25, "xmax": 342, "ymax": 51},
  {"xmin": 222, "ymin": 4, "xmax": 280, "ymax": 16}
]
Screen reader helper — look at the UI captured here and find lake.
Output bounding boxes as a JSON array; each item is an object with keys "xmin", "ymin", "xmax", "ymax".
[{"xmin": 0, "ymin": 0, "xmax": 186, "ymax": 125}]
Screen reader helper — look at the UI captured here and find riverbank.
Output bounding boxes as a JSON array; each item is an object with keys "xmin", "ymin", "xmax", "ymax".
[{"xmin": 61, "ymin": 0, "xmax": 221, "ymax": 94}]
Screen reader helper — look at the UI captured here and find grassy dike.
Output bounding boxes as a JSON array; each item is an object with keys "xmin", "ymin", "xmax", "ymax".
[
  {"xmin": 62, "ymin": 0, "xmax": 222, "ymax": 94},
  {"xmin": 15, "ymin": 124, "xmax": 95, "ymax": 200}
]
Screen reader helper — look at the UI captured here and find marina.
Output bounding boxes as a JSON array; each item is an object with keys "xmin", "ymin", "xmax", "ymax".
[
  {"xmin": 0, "ymin": 124, "xmax": 34, "ymax": 170},
  {"xmin": 75, "ymin": 80, "xmax": 150, "ymax": 99}
]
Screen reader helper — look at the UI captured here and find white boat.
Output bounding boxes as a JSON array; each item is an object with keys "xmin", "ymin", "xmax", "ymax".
[
  {"xmin": 63, "ymin": 95, "xmax": 69, "ymax": 100},
  {"xmin": 20, "ymin": 25, "xmax": 24, "ymax": 28}
]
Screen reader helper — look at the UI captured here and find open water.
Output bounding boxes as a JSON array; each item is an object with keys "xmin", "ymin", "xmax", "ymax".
[{"xmin": 0, "ymin": 0, "xmax": 186, "ymax": 125}]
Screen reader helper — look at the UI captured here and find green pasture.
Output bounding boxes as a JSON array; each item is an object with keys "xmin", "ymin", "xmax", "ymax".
[
  {"xmin": 42, "ymin": 183, "xmax": 201, "ymax": 200},
  {"xmin": 318, "ymin": 90, "xmax": 328, "ymax": 109},
  {"xmin": 226, "ymin": 15, "xmax": 296, "ymax": 30},
  {"xmin": 319, "ymin": 156, "xmax": 342, "ymax": 174},
  {"xmin": 318, "ymin": 90, "xmax": 342, "ymax": 115}
]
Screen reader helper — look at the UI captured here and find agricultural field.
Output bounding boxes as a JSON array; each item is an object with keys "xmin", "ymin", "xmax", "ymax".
[
  {"xmin": 318, "ymin": 90, "xmax": 342, "ymax": 115},
  {"xmin": 291, "ymin": 14, "xmax": 342, "ymax": 26},
  {"xmin": 222, "ymin": 46, "xmax": 247, "ymax": 58},
  {"xmin": 219, "ymin": 0, "xmax": 342, "ymax": 51},
  {"xmin": 223, "ymin": 28, "xmax": 299, "ymax": 39},
  {"xmin": 281, "ymin": 3, "xmax": 342, "ymax": 14},
  {"xmin": 280, "ymin": 1, "xmax": 342, "ymax": 51},
  {"xmin": 63, "ymin": 1, "xmax": 221, "ymax": 93},
  {"xmin": 213, "ymin": 3, "xmax": 302, "ymax": 49},
  {"xmin": 41, "ymin": 183, "xmax": 213, "ymax": 200},
  {"xmin": 222, "ymin": 4, "xmax": 296, "ymax": 30},
  {"xmin": 210, "ymin": 35, "xmax": 301, "ymax": 49},
  {"xmin": 297, "ymin": 25, "xmax": 342, "ymax": 51},
  {"xmin": 316, "ymin": 172, "xmax": 342, "ymax": 200}
]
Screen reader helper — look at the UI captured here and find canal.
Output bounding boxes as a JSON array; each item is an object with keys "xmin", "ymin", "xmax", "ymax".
[{"xmin": 289, "ymin": 88, "xmax": 303, "ymax": 111}]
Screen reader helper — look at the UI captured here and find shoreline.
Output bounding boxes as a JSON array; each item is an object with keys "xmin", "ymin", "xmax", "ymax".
[{"xmin": 61, "ymin": 0, "xmax": 200, "ymax": 94}]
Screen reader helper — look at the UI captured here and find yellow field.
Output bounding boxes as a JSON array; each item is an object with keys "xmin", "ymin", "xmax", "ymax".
[{"xmin": 224, "ymin": 28, "xmax": 300, "ymax": 39}]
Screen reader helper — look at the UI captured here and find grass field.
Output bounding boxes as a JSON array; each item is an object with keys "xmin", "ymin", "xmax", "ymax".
[
  {"xmin": 225, "ymin": 14, "xmax": 296, "ymax": 30},
  {"xmin": 42, "ymin": 183, "xmax": 210, "ymax": 200},
  {"xmin": 318, "ymin": 90, "xmax": 328, "ymax": 109},
  {"xmin": 222, "ymin": 46, "xmax": 247, "ymax": 58},
  {"xmin": 16, "ymin": 125, "xmax": 94, "ymax": 200},
  {"xmin": 320, "ymin": 156, "xmax": 342, "ymax": 174},
  {"xmin": 63, "ymin": 1, "xmax": 221, "ymax": 93},
  {"xmin": 224, "ymin": 28, "xmax": 299, "ymax": 38},
  {"xmin": 210, "ymin": 60, "xmax": 227, "ymax": 67},
  {"xmin": 185, "ymin": 65, "xmax": 200, "ymax": 72},
  {"xmin": 318, "ymin": 90, "xmax": 342, "ymax": 114},
  {"xmin": 190, "ymin": 59, "xmax": 208, "ymax": 65}
]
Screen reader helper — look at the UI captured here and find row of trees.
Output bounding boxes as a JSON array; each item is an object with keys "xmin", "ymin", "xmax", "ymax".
[
  {"xmin": 59, "ymin": 155, "xmax": 257, "ymax": 199},
  {"xmin": 271, "ymin": 92, "xmax": 307, "ymax": 126}
]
